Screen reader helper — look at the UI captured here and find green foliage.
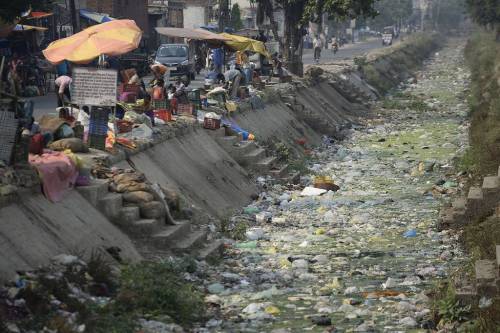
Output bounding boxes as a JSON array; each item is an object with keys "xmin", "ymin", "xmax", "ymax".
[
  {"xmin": 304, "ymin": 0, "xmax": 378, "ymax": 25},
  {"xmin": 432, "ymin": 280, "xmax": 471, "ymax": 327},
  {"xmin": 230, "ymin": 3, "xmax": 243, "ymax": 30},
  {"xmin": 463, "ymin": 32, "xmax": 500, "ymax": 176},
  {"xmin": 353, "ymin": 56, "xmax": 367, "ymax": 67},
  {"xmin": 438, "ymin": 298, "xmax": 471, "ymax": 323},
  {"xmin": 466, "ymin": 0, "xmax": 500, "ymax": 29},
  {"xmin": 116, "ymin": 261, "xmax": 205, "ymax": 325},
  {"xmin": 368, "ymin": 0, "xmax": 413, "ymax": 30},
  {"xmin": 80, "ymin": 306, "xmax": 137, "ymax": 333},
  {"xmin": 274, "ymin": 142, "xmax": 291, "ymax": 162},
  {"xmin": 431, "ymin": 0, "xmax": 467, "ymax": 31}
]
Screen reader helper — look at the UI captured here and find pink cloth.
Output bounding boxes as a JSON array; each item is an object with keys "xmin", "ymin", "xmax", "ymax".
[{"xmin": 29, "ymin": 151, "xmax": 79, "ymax": 202}]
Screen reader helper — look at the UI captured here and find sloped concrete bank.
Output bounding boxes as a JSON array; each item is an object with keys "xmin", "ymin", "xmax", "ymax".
[
  {"xmin": 356, "ymin": 33, "xmax": 443, "ymax": 94},
  {"xmin": 0, "ymin": 37, "xmax": 441, "ymax": 282},
  {"xmin": 0, "ymin": 190, "xmax": 141, "ymax": 282}
]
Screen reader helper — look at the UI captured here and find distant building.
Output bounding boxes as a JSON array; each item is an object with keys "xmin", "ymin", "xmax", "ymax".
[
  {"xmin": 83, "ymin": 0, "xmax": 149, "ymax": 32},
  {"xmin": 184, "ymin": 0, "xmax": 212, "ymax": 29}
]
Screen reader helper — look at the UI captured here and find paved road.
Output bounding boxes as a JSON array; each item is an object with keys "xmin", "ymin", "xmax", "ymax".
[
  {"xmin": 31, "ymin": 38, "xmax": 386, "ymax": 118},
  {"xmin": 303, "ymin": 38, "xmax": 384, "ymax": 64}
]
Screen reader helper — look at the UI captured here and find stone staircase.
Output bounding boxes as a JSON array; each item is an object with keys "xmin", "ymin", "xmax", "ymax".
[
  {"xmin": 208, "ymin": 128, "xmax": 299, "ymax": 184},
  {"xmin": 456, "ymin": 245, "xmax": 500, "ymax": 305},
  {"xmin": 76, "ymin": 179, "xmax": 223, "ymax": 261},
  {"xmin": 439, "ymin": 166, "xmax": 500, "ymax": 229}
]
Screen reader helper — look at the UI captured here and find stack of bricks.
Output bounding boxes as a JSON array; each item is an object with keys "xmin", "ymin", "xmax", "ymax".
[{"xmin": 439, "ymin": 166, "xmax": 500, "ymax": 230}]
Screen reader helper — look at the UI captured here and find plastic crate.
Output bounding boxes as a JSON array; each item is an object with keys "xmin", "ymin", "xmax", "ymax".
[
  {"xmin": 152, "ymin": 99, "xmax": 169, "ymax": 110},
  {"xmin": 89, "ymin": 107, "xmax": 110, "ymax": 136},
  {"xmin": 88, "ymin": 134, "xmax": 107, "ymax": 150},
  {"xmin": 203, "ymin": 117, "xmax": 221, "ymax": 130},
  {"xmin": 187, "ymin": 89, "xmax": 202, "ymax": 109},
  {"xmin": 177, "ymin": 103, "xmax": 194, "ymax": 116},
  {"xmin": 154, "ymin": 109, "xmax": 172, "ymax": 122}
]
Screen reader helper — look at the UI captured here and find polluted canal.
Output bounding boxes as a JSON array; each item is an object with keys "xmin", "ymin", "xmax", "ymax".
[{"xmin": 201, "ymin": 40, "xmax": 470, "ymax": 332}]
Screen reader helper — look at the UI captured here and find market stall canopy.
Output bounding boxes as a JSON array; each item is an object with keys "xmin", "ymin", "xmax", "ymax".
[
  {"xmin": 220, "ymin": 33, "xmax": 271, "ymax": 58},
  {"xmin": 42, "ymin": 19, "xmax": 142, "ymax": 65},
  {"xmin": 13, "ymin": 24, "xmax": 48, "ymax": 32},
  {"xmin": 27, "ymin": 11, "xmax": 53, "ymax": 19},
  {"xmin": 80, "ymin": 9, "xmax": 114, "ymax": 23},
  {"xmin": 155, "ymin": 27, "xmax": 230, "ymax": 42}
]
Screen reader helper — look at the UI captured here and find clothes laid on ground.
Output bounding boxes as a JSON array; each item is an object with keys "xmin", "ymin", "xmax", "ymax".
[{"xmin": 29, "ymin": 151, "xmax": 79, "ymax": 202}]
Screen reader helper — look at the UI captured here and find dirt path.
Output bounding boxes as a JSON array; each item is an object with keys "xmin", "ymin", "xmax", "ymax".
[{"xmin": 201, "ymin": 40, "xmax": 470, "ymax": 332}]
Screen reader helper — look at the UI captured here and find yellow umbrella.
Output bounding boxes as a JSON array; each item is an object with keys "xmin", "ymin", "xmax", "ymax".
[
  {"xmin": 220, "ymin": 33, "xmax": 271, "ymax": 59},
  {"xmin": 42, "ymin": 19, "xmax": 142, "ymax": 64}
]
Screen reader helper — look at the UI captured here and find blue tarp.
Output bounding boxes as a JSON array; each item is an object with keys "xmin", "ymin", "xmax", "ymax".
[{"xmin": 79, "ymin": 9, "xmax": 114, "ymax": 23}]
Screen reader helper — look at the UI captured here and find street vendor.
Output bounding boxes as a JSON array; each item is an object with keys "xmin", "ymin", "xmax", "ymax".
[
  {"xmin": 150, "ymin": 63, "xmax": 169, "ymax": 84},
  {"xmin": 173, "ymin": 77, "xmax": 189, "ymax": 104},
  {"xmin": 224, "ymin": 67, "xmax": 243, "ymax": 99},
  {"xmin": 54, "ymin": 75, "xmax": 72, "ymax": 107}
]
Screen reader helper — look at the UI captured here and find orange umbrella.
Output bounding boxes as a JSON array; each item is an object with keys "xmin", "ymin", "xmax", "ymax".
[{"xmin": 42, "ymin": 19, "xmax": 142, "ymax": 65}]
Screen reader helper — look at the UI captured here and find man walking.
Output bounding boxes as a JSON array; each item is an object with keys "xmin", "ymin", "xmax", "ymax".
[{"xmin": 313, "ymin": 36, "xmax": 323, "ymax": 63}]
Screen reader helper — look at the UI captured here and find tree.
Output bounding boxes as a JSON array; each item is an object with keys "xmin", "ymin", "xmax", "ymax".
[
  {"xmin": 430, "ymin": 0, "xmax": 466, "ymax": 32},
  {"xmin": 256, "ymin": 0, "xmax": 377, "ymax": 76},
  {"xmin": 466, "ymin": 0, "xmax": 500, "ymax": 40},
  {"xmin": 219, "ymin": 0, "xmax": 230, "ymax": 32},
  {"xmin": 368, "ymin": 0, "xmax": 413, "ymax": 31},
  {"xmin": 300, "ymin": 0, "xmax": 378, "ymax": 73},
  {"xmin": 230, "ymin": 3, "xmax": 244, "ymax": 30},
  {"xmin": 256, "ymin": 0, "xmax": 283, "ymax": 54}
]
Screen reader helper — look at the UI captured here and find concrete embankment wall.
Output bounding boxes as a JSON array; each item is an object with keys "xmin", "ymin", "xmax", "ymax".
[
  {"xmin": 0, "ymin": 36, "xmax": 441, "ymax": 282},
  {"xmin": 357, "ymin": 33, "xmax": 442, "ymax": 94},
  {"xmin": 0, "ymin": 191, "xmax": 141, "ymax": 282},
  {"xmin": 114, "ymin": 127, "xmax": 258, "ymax": 218}
]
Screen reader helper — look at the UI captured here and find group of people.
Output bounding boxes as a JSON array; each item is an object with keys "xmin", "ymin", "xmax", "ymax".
[{"xmin": 51, "ymin": 58, "xmax": 191, "ymax": 113}]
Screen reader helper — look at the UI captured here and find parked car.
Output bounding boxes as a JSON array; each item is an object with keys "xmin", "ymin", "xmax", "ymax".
[{"xmin": 154, "ymin": 43, "xmax": 196, "ymax": 83}]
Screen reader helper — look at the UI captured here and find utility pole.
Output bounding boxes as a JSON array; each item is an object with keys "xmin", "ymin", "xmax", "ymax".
[{"xmin": 69, "ymin": 0, "xmax": 79, "ymax": 34}]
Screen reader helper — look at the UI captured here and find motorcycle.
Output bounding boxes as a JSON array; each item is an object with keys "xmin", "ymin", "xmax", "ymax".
[{"xmin": 332, "ymin": 42, "xmax": 339, "ymax": 54}]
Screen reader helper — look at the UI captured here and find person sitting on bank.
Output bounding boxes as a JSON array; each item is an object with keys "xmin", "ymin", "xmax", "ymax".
[
  {"xmin": 173, "ymin": 77, "xmax": 189, "ymax": 104},
  {"xmin": 54, "ymin": 75, "xmax": 72, "ymax": 107},
  {"xmin": 224, "ymin": 66, "xmax": 243, "ymax": 99}
]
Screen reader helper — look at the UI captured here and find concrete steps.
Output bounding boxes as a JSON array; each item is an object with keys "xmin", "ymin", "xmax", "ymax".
[
  {"xmin": 119, "ymin": 206, "xmax": 141, "ymax": 225},
  {"xmin": 98, "ymin": 193, "xmax": 123, "ymax": 220},
  {"xmin": 198, "ymin": 239, "xmax": 224, "ymax": 263},
  {"xmin": 269, "ymin": 163, "xmax": 289, "ymax": 179},
  {"xmin": 127, "ymin": 219, "xmax": 162, "ymax": 236},
  {"xmin": 172, "ymin": 229, "xmax": 207, "ymax": 254},
  {"xmin": 240, "ymin": 148, "xmax": 267, "ymax": 165},
  {"xmin": 456, "ymin": 246, "xmax": 500, "ymax": 306},
  {"xmin": 152, "ymin": 220, "xmax": 192, "ymax": 247},
  {"xmin": 75, "ymin": 179, "xmax": 109, "ymax": 206},
  {"xmin": 254, "ymin": 156, "xmax": 277, "ymax": 172},
  {"xmin": 76, "ymin": 180, "xmax": 224, "ymax": 262}
]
